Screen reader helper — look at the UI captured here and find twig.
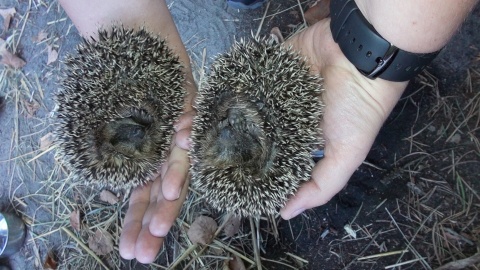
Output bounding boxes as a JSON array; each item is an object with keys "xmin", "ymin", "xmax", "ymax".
[
  {"xmin": 358, "ymin": 250, "xmax": 409, "ymax": 261},
  {"xmin": 350, "ymin": 202, "xmax": 363, "ymax": 224},
  {"xmin": 435, "ymin": 253, "xmax": 480, "ymax": 270},
  {"xmin": 181, "ymin": 213, "xmax": 234, "ymax": 270},
  {"xmin": 250, "ymin": 217, "xmax": 262, "ymax": 270},
  {"xmin": 385, "ymin": 208, "xmax": 432, "ymax": 270},
  {"xmin": 255, "ymin": 1, "xmax": 271, "ymax": 39},
  {"xmin": 296, "ymin": 0, "xmax": 307, "ymax": 28},
  {"xmin": 342, "ymin": 229, "xmax": 382, "ymax": 270},
  {"xmin": 213, "ymin": 240, "xmax": 255, "ymax": 265},
  {"xmin": 61, "ymin": 227, "xmax": 110, "ymax": 270},
  {"xmin": 385, "ymin": 257, "xmax": 428, "ymax": 269},
  {"xmin": 168, "ymin": 244, "xmax": 198, "ymax": 270}
]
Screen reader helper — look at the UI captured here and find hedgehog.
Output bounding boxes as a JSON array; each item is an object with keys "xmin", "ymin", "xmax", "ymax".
[
  {"xmin": 190, "ymin": 37, "xmax": 324, "ymax": 217},
  {"xmin": 54, "ymin": 27, "xmax": 185, "ymax": 193}
]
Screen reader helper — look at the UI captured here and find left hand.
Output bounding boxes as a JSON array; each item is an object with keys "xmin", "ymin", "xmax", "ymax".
[{"xmin": 119, "ymin": 110, "xmax": 194, "ymax": 263}]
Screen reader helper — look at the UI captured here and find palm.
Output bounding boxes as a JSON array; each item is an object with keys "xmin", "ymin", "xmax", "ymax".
[{"xmin": 281, "ymin": 19, "xmax": 406, "ymax": 218}]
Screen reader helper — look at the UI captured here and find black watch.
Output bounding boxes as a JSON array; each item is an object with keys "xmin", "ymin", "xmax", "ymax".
[{"xmin": 330, "ymin": 0, "xmax": 441, "ymax": 82}]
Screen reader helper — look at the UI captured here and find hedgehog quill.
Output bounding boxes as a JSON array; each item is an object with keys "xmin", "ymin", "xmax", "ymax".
[
  {"xmin": 190, "ymin": 37, "xmax": 324, "ymax": 217},
  {"xmin": 55, "ymin": 27, "xmax": 185, "ymax": 193}
]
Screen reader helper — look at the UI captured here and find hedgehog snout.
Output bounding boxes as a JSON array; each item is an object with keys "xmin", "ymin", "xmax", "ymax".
[
  {"xmin": 101, "ymin": 117, "xmax": 151, "ymax": 157},
  {"xmin": 205, "ymin": 113, "xmax": 267, "ymax": 174},
  {"xmin": 110, "ymin": 122, "xmax": 146, "ymax": 145}
]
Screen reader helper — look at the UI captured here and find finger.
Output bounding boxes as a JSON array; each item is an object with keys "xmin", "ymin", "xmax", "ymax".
[
  {"xmin": 161, "ymin": 146, "xmax": 190, "ymax": 201},
  {"xmin": 280, "ymin": 152, "xmax": 361, "ymax": 220},
  {"xmin": 134, "ymin": 223, "xmax": 164, "ymax": 264},
  {"xmin": 149, "ymin": 174, "xmax": 190, "ymax": 237},
  {"xmin": 130, "ymin": 173, "xmax": 170, "ymax": 263},
  {"xmin": 174, "ymin": 128, "xmax": 192, "ymax": 150},
  {"xmin": 174, "ymin": 110, "xmax": 195, "ymax": 132},
  {"xmin": 119, "ymin": 182, "xmax": 153, "ymax": 260}
]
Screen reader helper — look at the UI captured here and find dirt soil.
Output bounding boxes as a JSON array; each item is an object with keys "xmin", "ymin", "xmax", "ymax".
[{"xmin": 0, "ymin": 0, "xmax": 479, "ymax": 270}]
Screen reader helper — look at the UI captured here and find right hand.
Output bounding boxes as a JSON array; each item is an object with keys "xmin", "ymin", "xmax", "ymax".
[{"xmin": 280, "ymin": 18, "xmax": 408, "ymax": 219}]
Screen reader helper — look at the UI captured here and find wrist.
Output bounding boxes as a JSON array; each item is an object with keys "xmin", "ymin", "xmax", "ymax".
[
  {"xmin": 330, "ymin": 0, "xmax": 442, "ymax": 82},
  {"xmin": 305, "ymin": 19, "xmax": 407, "ymax": 116}
]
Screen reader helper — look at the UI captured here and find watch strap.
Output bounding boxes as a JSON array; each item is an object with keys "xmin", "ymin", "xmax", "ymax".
[{"xmin": 330, "ymin": 0, "xmax": 440, "ymax": 82}]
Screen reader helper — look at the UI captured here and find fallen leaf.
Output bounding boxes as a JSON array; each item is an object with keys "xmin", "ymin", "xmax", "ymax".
[
  {"xmin": 407, "ymin": 182, "xmax": 426, "ymax": 196},
  {"xmin": 187, "ymin": 216, "xmax": 218, "ymax": 245},
  {"xmin": 43, "ymin": 251, "xmax": 57, "ymax": 270},
  {"xmin": 269, "ymin": 27, "xmax": 284, "ymax": 44},
  {"xmin": 0, "ymin": 8, "xmax": 15, "ymax": 31},
  {"xmin": 223, "ymin": 215, "xmax": 241, "ymax": 238},
  {"xmin": 344, "ymin": 224, "xmax": 357, "ymax": 239},
  {"xmin": 99, "ymin": 190, "xmax": 119, "ymax": 205},
  {"xmin": 69, "ymin": 209, "xmax": 81, "ymax": 231},
  {"xmin": 33, "ymin": 30, "xmax": 48, "ymax": 43},
  {"xmin": 0, "ymin": 38, "xmax": 26, "ymax": 69},
  {"xmin": 40, "ymin": 132, "xmax": 54, "ymax": 151},
  {"xmin": 23, "ymin": 98, "xmax": 40, "ymax": 118},
  {"xmin": 448, "ymin": 133, "xmax": 461, "ymax": 144},
  {"xmin": 304, "ymin": 0, "xmax": 331, "ymax": 26},
  {"xmin": 227, "ymin": 255, "xmax": 246, "ymax": 270},
  {"xmin": 47, "ymin": 45, "xmax": 58, "ymax": 65},
  {"xmin": 88, "ymin": 228, "xmax": 114, "ymax": 256}
]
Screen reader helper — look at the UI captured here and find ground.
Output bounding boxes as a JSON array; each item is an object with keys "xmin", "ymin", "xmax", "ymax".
[{"xmin": 0, "ymin": 0, "xmax": 479, "ymax": 270}]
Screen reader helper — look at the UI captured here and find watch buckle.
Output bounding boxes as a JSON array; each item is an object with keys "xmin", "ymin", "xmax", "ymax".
[{"xmin": 362, "ymin": 45, "xmax": 399, "ymax": 79}]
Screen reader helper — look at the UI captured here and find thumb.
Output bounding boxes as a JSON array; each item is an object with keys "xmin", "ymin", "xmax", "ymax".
[{"xmin": 280, "ymin": 150, "xmax": 362, "ymax": 219}]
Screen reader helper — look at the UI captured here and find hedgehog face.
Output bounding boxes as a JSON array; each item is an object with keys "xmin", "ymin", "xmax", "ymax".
[
  {"xmin": 99, "ymin": 108, "xmax": 154, "ymax": 158},
  {"xmin": 201, "ymin": 91, "xmax": 272, "ymax": 175}
]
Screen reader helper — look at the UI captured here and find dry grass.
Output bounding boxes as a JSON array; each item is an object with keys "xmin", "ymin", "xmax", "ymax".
[
  {"xmin": 1, "ymin": 0, "xmax": 478, "ymax": 269},
  {"xmin": 385, "ymin": 70, "xmax": 480, "ymax": 269}
]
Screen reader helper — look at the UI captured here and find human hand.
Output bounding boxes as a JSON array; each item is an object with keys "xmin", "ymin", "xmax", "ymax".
[
  {"xmin": 280, "ymin": 19, "xmax": 408, "ymax": 219},
  {"xmin": 119, "ymin": 109, "xmax": 195, "ymax": 263}
]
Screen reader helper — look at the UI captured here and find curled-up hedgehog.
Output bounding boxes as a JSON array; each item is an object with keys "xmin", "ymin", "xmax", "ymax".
[
  {"xmin": 55, "ymin": 27, "xmax": 185, "ymax": 193},
  {"xmin": 190, "ymin": 37, "xmax": 324, "ymax": 217}
]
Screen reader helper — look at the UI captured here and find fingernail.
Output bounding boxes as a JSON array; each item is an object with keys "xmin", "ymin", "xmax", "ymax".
[
  {"xmin": 174, "ymin": 188, "xmax": 181, "ymax": 200},
  {"xmin": 290, "ymin": 208, "xmax": 305, "ymax": 219}
]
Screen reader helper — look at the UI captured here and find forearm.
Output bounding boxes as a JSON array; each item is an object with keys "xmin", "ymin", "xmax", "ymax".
[
  {"xmin": 59, "ymin": 0, "xmax": 196, "ymax": 106},
  {"xmin": 356, "ymin": 0, "xmax": 478, "ymax": 53},
  {"xmin": 301, "ymin": 0, "xmax": 477, "ymax": 115}
]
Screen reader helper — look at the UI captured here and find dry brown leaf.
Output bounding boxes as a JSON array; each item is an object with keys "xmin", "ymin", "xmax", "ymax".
[
  {"xmin": 227, "ymin": 255, "xmax": 246, "ymax": 270},
  {"xmin": 223, "ymin": 215, "xmax": 241, "ymax": 238},
  {"xmin": 187, "ymin": 216, "xmax": 218, "ymax": 245},
  {"xmin": 99, "ymin": 190, "xmax": 119, "ymax": 205},
  {"xmin": 88, "ymin": 228, "xmax": 114, "ymax": 256},
  {"xmin": 305, "ymin": 0, "xmax": 331, "ymax": 26},
  {"xmin": 43, "ymin": 251, "xmax": 57, "ymax": 270},
  {"xmin": 40, "ymin": 132, "xmax": 54, "ymax": 151},
  {"xmin": 47, "ymin": 45, "xmax": 58, "ymax": 65},
  {"xmin": 0, "ymin": 8, "xmax": 15, "ymax": 31},
  {"xmin": 269, "ymin": 27, "xmax": 284, "ymax": 44},
  {"xmin": 0, "ymin": 38, "xmax": 26, "ymax": 69},
  {"xmin": 69, "ymin": 209, "xmax": 81, "ymax": 231},
  {"xmin": 33, "ymin": 30, "xmax": 48, "ymax": 43},
  {"xmin": 23, "ymin": 99, "xmax": 40, "ymax": 118}
]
